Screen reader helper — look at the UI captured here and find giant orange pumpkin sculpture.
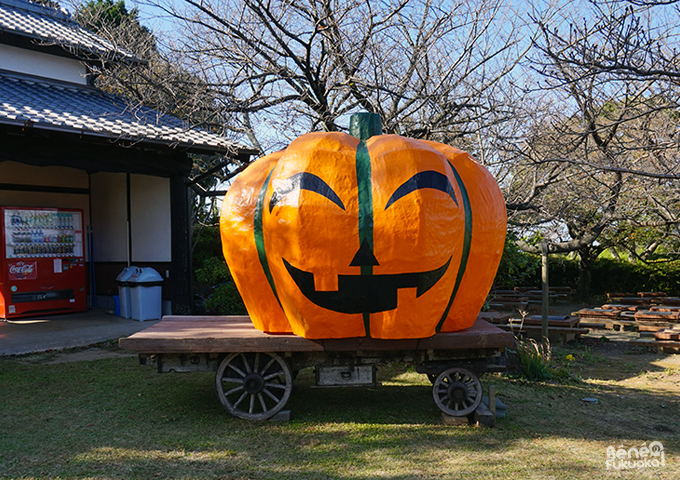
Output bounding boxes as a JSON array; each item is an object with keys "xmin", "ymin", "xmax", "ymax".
[{"xmin": 221, "ymin": 113, "xmax": 506, "ymax": 339}]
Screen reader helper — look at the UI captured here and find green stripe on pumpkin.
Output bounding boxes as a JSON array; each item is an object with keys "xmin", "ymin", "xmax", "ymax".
[
  {"xmin": 351, "ymin": 113, "xmax": 382, "ymax": 338},
  {"xmin": 355, "ymin": 140, "xmax": 374, "ymax": 275},
  {"xmin": 254, "ymin": 168, "xmax": 281, "ymax": 306},
  {"xmin": 356, "ymin": 140, "xmax": 374, "ymax": 337},
  {"xmin": 436, "ymin": 161, "xmax": 473, "ymax": 332}
]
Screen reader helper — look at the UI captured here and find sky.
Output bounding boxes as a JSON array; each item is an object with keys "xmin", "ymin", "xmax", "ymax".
[{"xmin": 130, "ymin": 0, "xmax": 182, "ymax": 42}]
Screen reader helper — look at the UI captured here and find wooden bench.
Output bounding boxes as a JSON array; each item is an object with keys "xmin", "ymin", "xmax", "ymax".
[
  {"xmin": 508, "ymin": 316, "xmax": 579, "ymax": 328},
  {"xmin": 497, "ymin": 324, "xmax": 589, "ymax": 343},
  {"xmin": 476, "ymin": 311, "xmax": 513, "ymax": 325},
  {"xmin": 579, "ymin": 318, "xmax": 676, "ymax": 332}
]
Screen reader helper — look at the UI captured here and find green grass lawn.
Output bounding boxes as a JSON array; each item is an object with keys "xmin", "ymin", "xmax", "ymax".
[{"xmin": 0, "ymin": 339, "xmax": 678, "ymax": 479}]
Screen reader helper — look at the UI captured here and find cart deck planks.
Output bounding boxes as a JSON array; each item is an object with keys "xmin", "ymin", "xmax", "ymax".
[{"xmin": 119, "ymin": 315, "xmax": 513, "ymax": 353}]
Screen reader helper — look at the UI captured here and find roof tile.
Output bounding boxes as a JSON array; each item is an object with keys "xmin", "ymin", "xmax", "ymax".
[
  {"xmin": 0, "ymin": 72, "xmax": 244, "ymax": 153},
  {"xmin": 0, "ymin": 0, "xmax": 137, "ymax": 61}
]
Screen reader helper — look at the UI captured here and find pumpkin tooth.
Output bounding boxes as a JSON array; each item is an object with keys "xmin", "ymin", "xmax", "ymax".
[{"xmin": 312, "ymin": 270, "xmax": 339, "ymax": 292}]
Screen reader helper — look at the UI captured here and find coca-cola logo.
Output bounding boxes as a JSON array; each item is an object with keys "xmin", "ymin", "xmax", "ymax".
[{"xmin": 9, "ymin": 261, "xmax": 37, "ymax": 280}]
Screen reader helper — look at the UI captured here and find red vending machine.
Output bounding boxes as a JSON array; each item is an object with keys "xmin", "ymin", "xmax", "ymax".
[{"xmin": 0, "ymin": 207, "xmax": 87, "ymax": 319}]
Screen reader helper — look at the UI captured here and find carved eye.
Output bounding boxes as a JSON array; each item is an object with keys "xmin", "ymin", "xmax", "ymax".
[
  {"xmin": 269, "ymin": 172, "xmax": 345, "ymax": 212},
  {"xmin": 384, "ymin": 171, "xmax": 458, "ymax": 210}
]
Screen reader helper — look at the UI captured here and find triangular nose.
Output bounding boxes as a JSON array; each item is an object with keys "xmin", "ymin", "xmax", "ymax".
[{"xmin": 350, "ymin": 239, "xmax": 380, "ymax": 266}]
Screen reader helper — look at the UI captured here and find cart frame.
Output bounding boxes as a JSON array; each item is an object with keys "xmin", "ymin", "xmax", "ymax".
[{"xmin": 119, "ymin": 316, "xmax": 513, "ymax": 421}]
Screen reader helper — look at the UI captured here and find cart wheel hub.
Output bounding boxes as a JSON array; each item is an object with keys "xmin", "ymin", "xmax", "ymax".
[
  {"xmin": 432, "ymin": 367, "xmax": 483, "ymax": 417},
  {"xmin": 244, "ymin": 374, "xmax": 265, "ymax": 394},
  {"xmin": 448, "ymin": 382, "xmax": 468, "ymax": 402}
]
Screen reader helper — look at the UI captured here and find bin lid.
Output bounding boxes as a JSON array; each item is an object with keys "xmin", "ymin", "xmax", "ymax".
[
  {"xmin": 128, "ymin": 267, "xmax": 164, "ymax": 285},
  {"xmin": 116, "ymin": 266, "xmax": 141, "ymax": 286}
]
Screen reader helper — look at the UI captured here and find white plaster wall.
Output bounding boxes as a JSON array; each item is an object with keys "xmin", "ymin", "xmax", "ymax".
[
  {"xmin": 77, "ymin": 173, "xmax": 171, "ymax": 263},
  {"xmin": 89, "ymin": 172, "xmax": 127, "ymax": 262},
  {"xmin": 1, "ymin": 165, "xmax": 173, "ymax": 268},
  {"xmin": 0, "ymin": 162, "xmax": 90, "ymax": 258},
  {"xmin": 0, "ymin": 44, "xmax": 88, "ymax": 84},
  {"xmin": 130, "ymin": 174, "xmax": 171, "ymax": 262},
  {"xmin": 0, "ymin": 161, "xmax": 89, "ymax": 188}
]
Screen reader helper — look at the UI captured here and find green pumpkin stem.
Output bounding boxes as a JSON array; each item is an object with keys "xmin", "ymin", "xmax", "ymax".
[{"xmin": 349, "ymin": 113, "xmax": 382, "ymax": 141}]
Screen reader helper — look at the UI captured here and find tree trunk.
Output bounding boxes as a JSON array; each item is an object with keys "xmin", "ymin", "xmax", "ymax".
[{"xmin": 576, "ymin": 248, "xmax": 593, "ymax": 301}]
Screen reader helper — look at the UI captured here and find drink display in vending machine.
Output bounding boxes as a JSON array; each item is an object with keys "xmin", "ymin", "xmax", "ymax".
[{"xmin": 0, "ymin": 207, "xmax": 87, "ymax": 318}]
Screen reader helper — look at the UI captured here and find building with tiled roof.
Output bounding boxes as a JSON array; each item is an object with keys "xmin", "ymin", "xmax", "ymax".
[
  {"xmin": 0, "ymin": 0, "xmax": 254, "ymax": 317},
  {"xmin": 0, "ymin": 0, "xmax": 138, "ymax": 62},
  {"xmin": 0, "ymin": 71, "xmax": 241, "ymax": 157}
]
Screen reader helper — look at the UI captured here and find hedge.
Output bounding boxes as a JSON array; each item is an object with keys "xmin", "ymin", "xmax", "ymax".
[{"xmin": 495, "ymin": 243, "xmax": 680, "ymax": 298}]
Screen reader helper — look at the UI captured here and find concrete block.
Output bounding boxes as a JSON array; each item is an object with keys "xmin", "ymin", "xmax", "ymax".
[
  {"xmin": 441, "ymin": 413, "xmax": 470, "ymax": 426},
  {"xmin": 474, "ymin": 402, "xmax": 495, "ymax": 428},
  {"xmin": 482, "ymin": 395, "xmax": 507, "ymax": 418}
]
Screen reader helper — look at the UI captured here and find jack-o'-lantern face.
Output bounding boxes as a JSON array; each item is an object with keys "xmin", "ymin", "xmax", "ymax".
[{"xmin": 221, "ymin": 113, "xmax": 506, "ymax": 339}]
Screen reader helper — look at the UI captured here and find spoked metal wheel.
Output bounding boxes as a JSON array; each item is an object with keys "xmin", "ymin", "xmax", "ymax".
[
  {"xmin": 215, "ymin": 352, "xmax": 293, "ymax": 420},
  {"xmin": 432, "ymin": 367, "xmax": 482, "ymax": 417}
]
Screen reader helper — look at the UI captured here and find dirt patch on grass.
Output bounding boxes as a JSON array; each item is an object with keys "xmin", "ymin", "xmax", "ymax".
[
  {"xmin": 9, "ymin": 340, "xmax": 136, "ymax": 365},
  {"xmin": 554, "ymin": 332, "xmax": 680, "ymax": 400},
  {"xmin": 41, "ymin": 348, "xmax": 137, "ymax": 364}
]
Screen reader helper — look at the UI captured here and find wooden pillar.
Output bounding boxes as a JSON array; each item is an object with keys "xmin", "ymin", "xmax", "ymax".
[
  {"xmin": 540, "ymin": 240, "xmax": 549, "ymax": 342},
  {"xmin": 126, "ymin": 173, "xmax": 132, "ymax": 267},
  {"xmin": 170, "ymin": 175, "xmax": 193, "ymax": 314}
]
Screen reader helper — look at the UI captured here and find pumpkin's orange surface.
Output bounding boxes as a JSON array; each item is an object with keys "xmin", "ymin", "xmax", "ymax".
[{"xmin": 220, "ymin": 114, "xmax": 506, "ymax": 339}]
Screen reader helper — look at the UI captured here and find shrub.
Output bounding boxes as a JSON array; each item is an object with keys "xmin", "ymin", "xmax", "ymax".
[
  {"xmin": 550, "ymin": 256, "xmax": 680, "ymax": 296},
  {"xmin": 203, "ymin": 281, "xmax": 247, "ymax": 315},
  {"xmin": 192, "ymin": 225, "xmax": 246, "ymax": 315},
  {"xmin": 496, "ymin": 238, "xmax": 680, "ymax": 298},
  {"xmin": 494, "ymin": 235, "xmax": 541, "ymax": 289},
  {"xmin": 515, "ymin": 338, "xmax": 553, "ymax": 382}
]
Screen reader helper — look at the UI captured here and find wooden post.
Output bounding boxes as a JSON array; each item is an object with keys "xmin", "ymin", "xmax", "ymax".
[
  {"xmin": 126, "ymin": 173, "xmax": 132, "ymax": 267},
  {"xmin": 541, "ymin": 240, "xmax": 549, "ymax": 342},
  {"xmin": 170, "ymin": 175, "xmax": 193, "ymax": 315}
]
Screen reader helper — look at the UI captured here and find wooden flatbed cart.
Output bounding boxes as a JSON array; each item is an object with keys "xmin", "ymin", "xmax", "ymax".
[{"xmin": 119, "ymin": 316, "xmax": 514, "ymax": 421}]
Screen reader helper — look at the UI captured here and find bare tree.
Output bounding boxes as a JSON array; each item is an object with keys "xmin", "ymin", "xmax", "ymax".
[
  {"xmin": 540, "ymin": 0, "xmax": 680, "ymax": 85},
  {"xmin": 500, "ymin": 0, "xmax": 680, "ymax": 296},
  {"xmin": 146, "ymin": 0, "xmax": 528, "ymax": 153},
  {"xmin": 72, "ymin": 1, "xmax": 233, "ymax": 137}
]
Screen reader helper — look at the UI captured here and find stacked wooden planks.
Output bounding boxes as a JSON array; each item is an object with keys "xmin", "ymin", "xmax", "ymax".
[
  {"xmin": 630, "ymin": 327, "xmax": 680, "ymax": 353},
  {"xmin": 576, "ymin": 292, "xmax": 680, "ymax": 334},
  {"xmin": 656, "ymin": 329, "xmax": 680, "ymax": 341}
]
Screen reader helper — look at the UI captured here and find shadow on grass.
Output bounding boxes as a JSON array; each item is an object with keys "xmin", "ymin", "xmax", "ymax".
[
  {"xmin": 551, "ymin": 336, "xmax": 679, "ymax": 382},
  {"xmin": 0, "ymin": 351, "xmax": 678, "ymax": 479}
]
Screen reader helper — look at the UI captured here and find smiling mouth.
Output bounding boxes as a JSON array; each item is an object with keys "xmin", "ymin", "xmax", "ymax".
[{"xmin": 282, "ymin": 257, "xmax": 452, "ymax": 314}]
